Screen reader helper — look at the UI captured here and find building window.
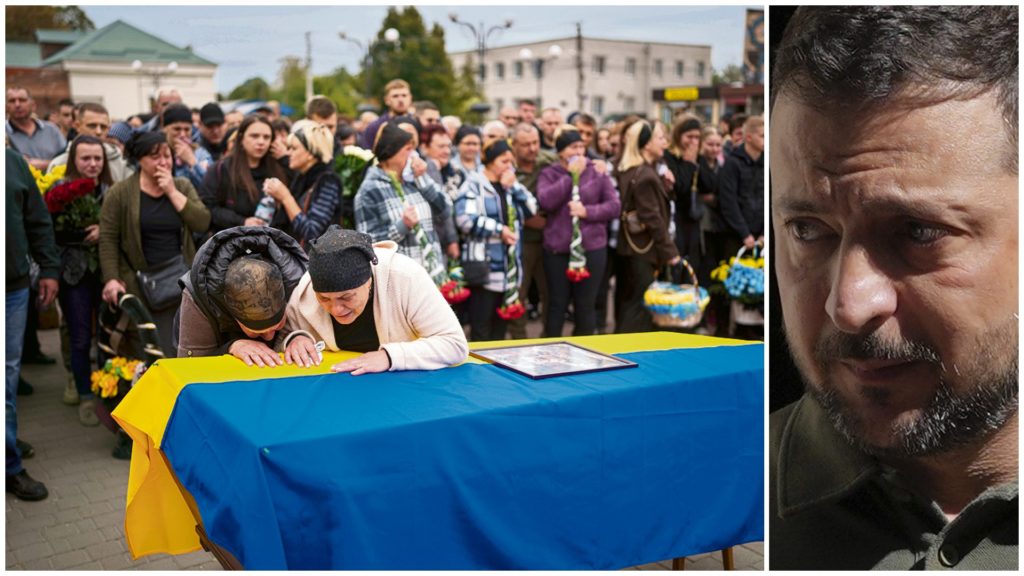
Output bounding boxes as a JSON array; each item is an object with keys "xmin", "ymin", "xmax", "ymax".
[
  {"xmin": 625, "ymin": 57, "xmax": 636, "ymax": 76},
  {"xmin": 495, "ymin": 62, "xmax": 505, "ymax": 80},
  {"xmin": 592, "ymin": 55, "xmax": 606, "ymax": 75},
  {"xmin": 592, "ymin": 95, "xmax": 604, "ymax": 116},
  {"xmin": 654, "ymin": 59, "xmax": 663, "ymax": 76},
  {"xmin": 676, "ymin": 60, "xmax": 684, "ymax": 77},
  {"xmin": 624, "ymin": 96, "xmax": 636, "ymax": 111},
  {"xmin": 514, "ymin": 60, "xmax": 524, "ymax": 79},
  {"xmin": 698, "ymin": 61, "xmax": 706, "ymax": 78}
]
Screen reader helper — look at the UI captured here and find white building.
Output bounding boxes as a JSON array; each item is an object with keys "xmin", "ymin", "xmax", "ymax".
[
  {"xmin": 449, "ymin": 36, "xmax": 712, "ymax": 122},
  {"xmin": 37, "ymin": 20, "xmax": 217, "ymax": 120}
]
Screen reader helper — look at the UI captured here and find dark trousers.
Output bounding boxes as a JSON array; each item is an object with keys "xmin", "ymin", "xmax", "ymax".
[
  {"xmin": 543, "ymin": 248, "xmax": 607, "ymax": 337},
  {"xmin": 508, "ymin": 239, "xmax": 547, "ymax": 339},
  {"xmin": 614, "ymin": 257, "xmax": 657, "ymax": 334},
  {"xmin": 57, "ymin": 275, "xmax": 101, "ymax": 397},
  {"xmin": 22, "ymin": 288, "xmax": 43, "ymax": 359},
  {"xmin": 594, "ymin": 246, "xmax": 615, "ymax": 333},
  {"xmin": 468, "ymin": 288, "xmax": 507, "ymax": 342}
]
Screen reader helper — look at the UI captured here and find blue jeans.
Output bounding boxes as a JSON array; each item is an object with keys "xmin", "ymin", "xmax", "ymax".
[
  {"xmin": 58, "ymin": 275, "xmax": 100, "ymax": 398},
  {"xmin": 6, "ymin": 288, "xmax": 29, "ymax": 476}
]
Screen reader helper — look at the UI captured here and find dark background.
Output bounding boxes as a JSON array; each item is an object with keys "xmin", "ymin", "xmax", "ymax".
[{"xmin": 768, "ymin": 6, "xmax": 804, "ymax": 413}]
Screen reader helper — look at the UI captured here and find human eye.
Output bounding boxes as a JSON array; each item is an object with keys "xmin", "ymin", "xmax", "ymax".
[
  {"xmin": 786, "ymin": 218, "xmax": 832, "ymax": 243},
  {"xmin": 901, "ymin": 220, "xmax": 949, "ymax": 246}
]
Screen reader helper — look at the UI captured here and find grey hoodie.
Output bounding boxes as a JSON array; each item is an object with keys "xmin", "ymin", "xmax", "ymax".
[{"xmin": 46, "ymin": 141, "xmax": 134, "ymax": 183}]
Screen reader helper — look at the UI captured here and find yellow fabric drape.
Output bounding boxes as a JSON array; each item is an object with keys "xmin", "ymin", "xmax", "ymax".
[{"xmin": 112, "ymin": 332, "xmax": 751, "ymax": 559}]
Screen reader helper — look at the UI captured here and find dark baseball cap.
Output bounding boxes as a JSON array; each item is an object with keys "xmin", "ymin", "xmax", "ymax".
[{"xmin": 200, "ymin": 102, "xmax": 225, "ymax": 126}]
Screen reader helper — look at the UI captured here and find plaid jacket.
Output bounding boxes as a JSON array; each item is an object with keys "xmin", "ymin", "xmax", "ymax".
[
  {"xmin": 454, "ymin": 171, "xmax": 537, "ymax": 293},
  {"xmin": 354, "ymin": 165, "xmax": 447, "ymax": 270}
]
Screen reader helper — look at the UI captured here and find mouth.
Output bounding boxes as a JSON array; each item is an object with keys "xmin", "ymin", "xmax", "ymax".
[{"xmin": 839, "ymin": 358, "xmax": 929, "ymax": 384}]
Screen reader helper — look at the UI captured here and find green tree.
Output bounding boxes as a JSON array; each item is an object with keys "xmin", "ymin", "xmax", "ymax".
[
  {"xmin": 271, "ymin": 56, "xmax": 308, "ymax": 118},
  {"xmin": 313, "ymin": 67, "xmax": 363, "ymax": 118},
  {"xmin": 712, "ymin": 64, "xmax": 745, "ymax": 87},
  {"xmin": 364, "ymin": 7, "xmax": 478, "ymax": 116},
  {"xmin": 228, "ymin": 76, "xmax": 272, "ymax": 101},
  {"xmin": 6, "ymin": 5, "xmax": 94, "ymax": 42}
]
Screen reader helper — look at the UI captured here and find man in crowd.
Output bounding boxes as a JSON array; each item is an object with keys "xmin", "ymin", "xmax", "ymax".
[
  {"xmin": 481, "ymin": 120, "xmax": 508, "ymax": 147},
  {"xmin": 5, "ymin": 86, "xmax": 66, "ymax": 171},
  {"xmin": 307, "ymin": 96, "xmax": 338, "ymax": 135},
  {"xmin": 354, "ymin": 110, "xmax": 378, "ymax": 134},
  {"xmin": 136, "ymin": 86, "xmax": 184, "ymax": 133},
  {"xmin": 359, "ymin": 79, "xmax": 413, "ymax": 148},
  {"xmin": 770, "ymin": 6, "xmax": 1018, "ymax": 569},
  {"xmin": 538, "ymin": 107, "xmax": 562, "ymax": 152},
  {"xmin": 415, "ymin": 100, "xmax": 441, "ymax": 127},
  {"xmin": 196, "ymin": 102, "xmax": 228, "ymax": 162},
  {"xmin": 56, "ymin": 98, "xmax": 76, "ymax": 140},
  {"xmin": 723, "ymin": 113, "xmax": 746, "ymax": 156},
  {"xmin": 224, "ymin": 109, "xmax": 244, "ymax": 131},
  {"xmin": 6, "ymin": 150, "xmax": 60, "ymax": 501},
  {"xmin": 508, "ymin": 123, "xmax": 556, "ymax": 339},
  {"xmin": 518, "ymin": 99, "xmax": 538, "ymax": 127},
  {"xmin": 162, "ymin": 103, "xmax": 212, "ymax": 189},
  {"xmin": 718, "ymin": 115, "xmax": 763, "ymax": 253},
  {"xmin": 498, "ymin": 106, "xmax": 521, "ymax": 129},
  {"xmin": 48, "ymin": 102, "xmax": 133, "ymax": 182}
]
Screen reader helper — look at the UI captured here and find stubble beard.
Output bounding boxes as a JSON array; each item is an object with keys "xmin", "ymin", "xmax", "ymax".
[{"xmin": 790, "ymin": 321, "xmax": 1019, "ymax": 459}]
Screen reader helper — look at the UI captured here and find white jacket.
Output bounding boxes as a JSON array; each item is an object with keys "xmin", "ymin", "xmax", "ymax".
[{"xmin": 283, "ymin": 241, "xmax": 468, "ymax": 371}]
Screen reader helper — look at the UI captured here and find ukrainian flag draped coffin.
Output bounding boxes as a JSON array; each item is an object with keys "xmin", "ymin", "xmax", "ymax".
[{"xmin": 160, "ymin": 345, "xmax": 764, "ymax": 569}]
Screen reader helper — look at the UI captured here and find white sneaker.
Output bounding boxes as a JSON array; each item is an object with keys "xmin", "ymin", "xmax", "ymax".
[
  {"xmin": 78, "ymin": 399, "xmax": 99, "ymax": 427},
  {"xmin": 62, "ymin": 379, "xmax": 80, "ymax": 406}
]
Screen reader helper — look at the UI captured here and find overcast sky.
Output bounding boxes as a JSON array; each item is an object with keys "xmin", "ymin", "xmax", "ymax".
[{"xmin": 81, "ymin": 4, "xmax": 759, "ymax": 93}]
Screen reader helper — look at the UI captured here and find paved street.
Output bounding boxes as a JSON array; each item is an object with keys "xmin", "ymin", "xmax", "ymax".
[{"xmin": 7, "ymin": 325, "xmax": 762, "ymax": 571}]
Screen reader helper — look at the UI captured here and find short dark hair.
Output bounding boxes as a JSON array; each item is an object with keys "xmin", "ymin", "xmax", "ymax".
[
  {"xmin": 58, "ymin": 98, "xmax": 75, "ymax": 109},
  {"xmin": 415, "ymin": 100, "xmax": 438, "ymax": 113},
  {"xmin": 728, "ymin": 114, "xmax": 747, "ymax": 134},
  {"xmin": 773, "ymin": 6, "xmax": 1017, "ymax": 168},
  {"xmin": 77, "ymin": 102, "xmax": 108, "ymax": 117},
  {"xmin": 306, "ymin": 96, "xmax": 337, "ymax": 120},
  {"xmin": 518, "ymin": 98, "xmax": 536, "ymax": 108},
  {"xmin": 573, "ymin": 113, "xmax": 597, "ymax": 128}
]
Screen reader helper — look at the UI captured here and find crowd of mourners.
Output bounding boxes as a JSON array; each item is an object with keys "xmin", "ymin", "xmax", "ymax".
[{"xmin": 5, "ymin": 80, "xmax": 763, "ymax": 485}]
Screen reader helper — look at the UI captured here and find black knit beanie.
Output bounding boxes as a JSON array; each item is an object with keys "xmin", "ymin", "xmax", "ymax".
[
  {"xmin": 162, "ymin": 104, "xmax": 192, "ymax": 126},
  {"xmin": 308, "ymin": 226, "xmax": 378, "ymax": 293},
  {"xmin": 454, "ymin": 125, "xmax": 481, "ymax": 146}
]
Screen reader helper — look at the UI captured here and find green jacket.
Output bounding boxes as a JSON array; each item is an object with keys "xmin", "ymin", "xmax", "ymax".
[
  {"xmin": 98, "ymin": 173, "xmax": 210, "ymax": 298},
  {"xmin": 770, "ymin": 395, "xmax": 1018, "ymax": 570},
  {"xmin": 6, "ymin": 149, "xmax": 59, "ymax": 292}
]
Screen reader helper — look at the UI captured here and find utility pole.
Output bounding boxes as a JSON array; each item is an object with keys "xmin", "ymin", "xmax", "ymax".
[
  {"xmin": 576, "ymin": 22, "xmax": 584, "ymax": 112},
  {"xmin": 304, "ymin": 31, "xmax": 313, "ymax": 104}
]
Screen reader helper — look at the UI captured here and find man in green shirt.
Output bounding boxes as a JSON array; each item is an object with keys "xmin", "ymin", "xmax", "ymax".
[
  {"xmin": 508, "ymin": 123, "xmax": 555, "ymax": 339},
  {"xmin": 770, "ymin": 6, "xmax": 1018, "ymax": 570}
]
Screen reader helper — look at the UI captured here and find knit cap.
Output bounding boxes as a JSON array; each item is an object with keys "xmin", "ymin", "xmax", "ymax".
[{"xmin": 308, "ymin": 226, "xmax": 378, "ymax": 293}]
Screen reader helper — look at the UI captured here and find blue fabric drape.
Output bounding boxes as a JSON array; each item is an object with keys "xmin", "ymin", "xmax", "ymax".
[{"xmin": 163, "ymin": 345, "xmax": 764, "ymax": 569}]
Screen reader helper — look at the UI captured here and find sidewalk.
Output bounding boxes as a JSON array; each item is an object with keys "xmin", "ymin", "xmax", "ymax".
[{"xmin": 6, "ymin": 326, "xmax": 762, "ymax": 570}]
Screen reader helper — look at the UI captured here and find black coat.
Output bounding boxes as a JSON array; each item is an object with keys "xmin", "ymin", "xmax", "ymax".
[
  {"xmin": 718, "ymin": 143, "xmax": 764, "ymax": 239},
  {"xmin": 174, "ymin": 226, "xmax": 308, "ymax": 351}
]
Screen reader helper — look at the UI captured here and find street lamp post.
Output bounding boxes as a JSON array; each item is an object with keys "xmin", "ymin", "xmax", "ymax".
[
  {"xmin": 448, "ymin": 13, "xmax": 513, "ymax": 93},
  {"xmin": 339, "ymin": 27, "xmax": 400, "ymax": 107},
  {"xmin": 518, "ymin": 45, "xmax": 561, "ymax": 109},
  {"xmin": 131, "ymin": 59, "xmax": 178, "ymax": 114}
]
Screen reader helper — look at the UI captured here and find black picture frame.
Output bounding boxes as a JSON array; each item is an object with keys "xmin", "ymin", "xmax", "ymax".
[{"xmin": 470, "ymin": 341, "xmax": 638, "ymax": 380}]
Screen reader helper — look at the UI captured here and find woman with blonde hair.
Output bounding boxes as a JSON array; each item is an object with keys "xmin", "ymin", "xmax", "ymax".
[
  {"xmin": 614, "ymin": 119, "xmax": 680, "ymax": 333},
  {"xmin": 261, "ymin": 119, "xmax": 342, "ymax": 247}
]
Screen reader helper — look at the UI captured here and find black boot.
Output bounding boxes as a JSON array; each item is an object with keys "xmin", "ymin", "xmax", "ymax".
[
  {"xmin": 6, "ymin": 469, "xmax": 48, "ymax": 501},
  {"xmin": 112, "ymin": 429, "xmax": 133, "ymax": 460}
]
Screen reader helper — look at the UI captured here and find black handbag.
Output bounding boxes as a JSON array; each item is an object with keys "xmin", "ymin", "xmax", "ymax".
[
  {"xmin": 136, "ymin": 254, "xmax": 188, "ymax": 312},
  {"xmin": 462, "ymin": 260, "xmax": 490, "ymax": 287}
]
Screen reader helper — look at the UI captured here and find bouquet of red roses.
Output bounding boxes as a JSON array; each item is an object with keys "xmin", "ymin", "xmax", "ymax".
[
  {"xmin": 441, "ymin": 258, "xmax": 472, "ymax": 304},
  {"xmin": 46, "ymin": 178, "xmax": 99, "ymax": 233}
]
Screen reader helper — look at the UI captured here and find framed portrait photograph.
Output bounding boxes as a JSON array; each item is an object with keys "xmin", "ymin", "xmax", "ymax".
[{"xmin": 470, "ymin": 342, "xmax": 638, "ymax": 379}]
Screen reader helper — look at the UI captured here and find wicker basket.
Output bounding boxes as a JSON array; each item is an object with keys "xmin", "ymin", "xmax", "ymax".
[{"xmin": 644, "ymin": 259, "xmax": 710, "ymax": 329}]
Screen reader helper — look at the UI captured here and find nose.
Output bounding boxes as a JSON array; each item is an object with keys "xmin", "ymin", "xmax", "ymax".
[{"xmin": 825, "ymin": 244, "xmax": 897, "ymax": 335}]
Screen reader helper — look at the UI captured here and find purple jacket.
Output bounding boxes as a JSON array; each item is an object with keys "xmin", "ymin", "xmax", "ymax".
[{"xmin": 537, "ymin": 161, "xmax": 621, "ymax": 254}]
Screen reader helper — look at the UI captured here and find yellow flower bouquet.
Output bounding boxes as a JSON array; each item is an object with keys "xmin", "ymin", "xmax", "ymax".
[
  {"xmin": 90, "ymin": 357, "xmax": 143, "ymax": 399},
  {"xmin": 28, "ymin": 163, "xmax": 65, "ymax": 194}
]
